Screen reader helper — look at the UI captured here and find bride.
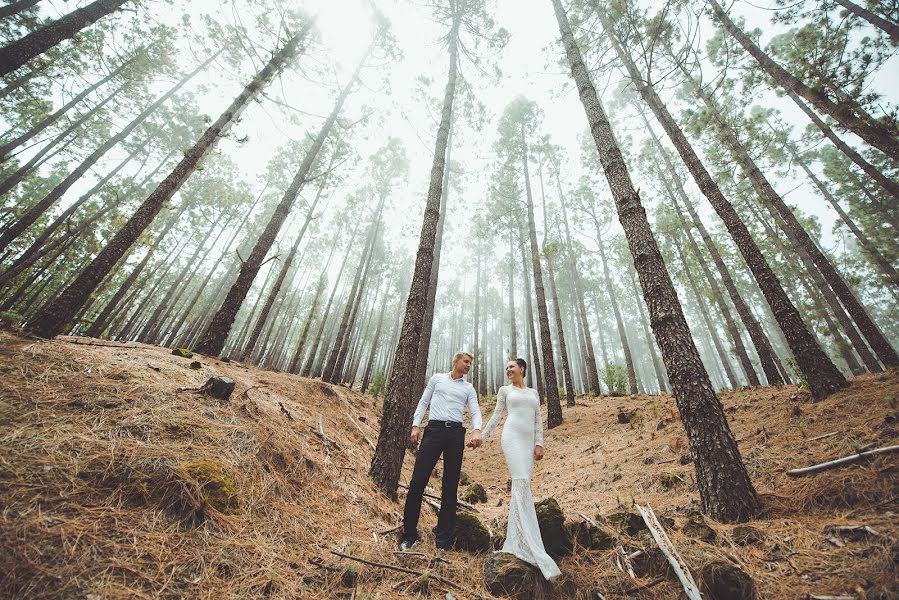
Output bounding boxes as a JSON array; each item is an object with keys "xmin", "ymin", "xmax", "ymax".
[{"xmin": 472, "ymin": 358, "xmax": 561, "ymax": 580}]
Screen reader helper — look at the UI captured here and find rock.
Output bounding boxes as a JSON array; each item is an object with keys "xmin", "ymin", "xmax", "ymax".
[
  {"xmin": 699, "ymin": 561, "xmax": 755, "ymax": 600},
  {"xmin": 631, "ymin": 546, "xmax": 674, "ymax": 579},
  {"xmin": 483, "ymin": 552, "xmax": 550, "ymax": 599},
  {"xmin": 679, "ymin": 453, "xmax": 692, "ymax": 465},
  {"xmin": 658, "ymin": 473, "xmax": 684, "ymax": 490},
  {"xmin": 189, "ymin": 361, "xmax": 202, "ymax": 370},
  {"xmin": 340, "ymin": 564, "xmax": 358, "ymax": 587},
  {"xmin": 731, "ymin": 525, "xmax": 764, "ymax": 546},
  {"xmin": 458, "ymin": 471, "xmax": 470, "ymax": 486},
  {"xmin": 453, "ymin": 511, "xmax": 490, "ymax": 553},
  {"xmin": 182, "ymin": 460, "xmax": 239, "ymax": 514},
  {"xmin": 683, "ymin": 514, "xmax": 717, "ymax": 543},
  {"xmin": 617, "ymin": 408, "xmax": 637, "ymax": 424},
  {"xmin": 567, "ymin": 520, "xmax": 616, "ymax": 550},
  {"xmin": 171, "ymin": 347, "xmax": 194, "ymax": 358},
  {"xmin": 606, "ymin": 510, "xmax": 647, "ymax": 536},
  {"xmin": 460, "ymin": 483, "xmax": 487, "ymax": 504},
  {"xmin": 535, "ymin": 497, "xmax": 573, "ymax": 558},
  {"xmin": 203, "ymin": 376, "xmax": 235, "ymax": 401}
]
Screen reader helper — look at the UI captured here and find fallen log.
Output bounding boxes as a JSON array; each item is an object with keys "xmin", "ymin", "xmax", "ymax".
[
  {"xmin": 636, "ymin": 503, "xmax": 701, "ymax": 600},
  {"xmin": 786, "ymin": 444, "xmax": 899, "ymax": 477}
]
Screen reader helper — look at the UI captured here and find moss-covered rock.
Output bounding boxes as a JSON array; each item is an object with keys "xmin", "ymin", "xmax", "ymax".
[
  {"xmin": 607, "ymin": 510, "xmax": 647, "ymax": 536},
  {"xmin": 458, "ymin": 471, "xmax": 470, "ymax": 486},
  {"xmin": 171, "ymin": 347, "xmax": 194, "ymax": 358},
  {"xmin": 535, "ymin": 497, "xmax": 572, "ymax": 558},
  {"xmin": 460, "ymin": 482, "xmax": 487, "ymax": 503},
  {"xmin": 567, "ymin": 520, "xmax": 616, "ymax": 550},
  {"xmin": 183, "ymin": 460, "xmax": 239, "ymax": 514},
  {"xmin": 699, "ymin": 561, "xmax": 756, "ymax": 600},
  {"xmin": 731, "ymin": 525, "xmax": 764, "ymax": 546},
  {"xmin": 631, "ymin": 546, "xmax": 674, "ymax": 579},
  {"xmin": 483, "ymin": 552, "xmax": 551, "ymax": 599},
  {"xmin": 683, "ymin": 514, "xmax": 717, "ymax": 543},
  {"xmin": 453, "ymin": 511, "xmax": 490, "ymax": 553}
]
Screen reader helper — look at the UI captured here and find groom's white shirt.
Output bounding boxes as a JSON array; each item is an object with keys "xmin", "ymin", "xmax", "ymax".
[{"xmin": 412, "ymin": 372, "xmax": 483, "ymax": 429}]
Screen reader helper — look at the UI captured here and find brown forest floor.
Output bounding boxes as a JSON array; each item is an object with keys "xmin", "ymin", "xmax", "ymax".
[{"xmin": 0, "ymin": 329, "xmax": 896, "ymax": 599}]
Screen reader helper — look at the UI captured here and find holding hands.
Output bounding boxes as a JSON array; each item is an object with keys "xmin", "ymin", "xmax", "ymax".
[
  {"xmin": 534, "ymin": 445, "xmax": 544, "ymax": 461},
  {"xmin": 466, "ymin": 430, "xmax": 483, "ymax": 448}
]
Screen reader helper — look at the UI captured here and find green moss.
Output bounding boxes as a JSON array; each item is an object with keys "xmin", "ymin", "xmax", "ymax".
[
  {"xmin": 171, "ymin": 347, "xmax": 194, "ymax": 358},
  {"xmin": 460, "ymin": 482, "xmax": 487, "ymax": 503},
  {"xmin": 453, "ymin": 511, "xmax": 490, "ymax": 553},
  {"xmin": 183, "ymin": 460, "xmax": 239, "ymax": 514},
  {"xmin": 535, "ymin": 497, "xmax": 572, "ymax": 558}
]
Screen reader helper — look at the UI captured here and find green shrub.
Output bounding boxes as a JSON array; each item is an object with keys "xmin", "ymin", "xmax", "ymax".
[{"xmin": 602, "ymin": 363, "xmax": 629, "ymax": 396}]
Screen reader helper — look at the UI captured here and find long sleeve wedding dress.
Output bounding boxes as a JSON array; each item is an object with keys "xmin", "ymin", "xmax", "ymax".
[{"xmin": 481, "ymin": 385, "xmax": 561, "ymax": 580}]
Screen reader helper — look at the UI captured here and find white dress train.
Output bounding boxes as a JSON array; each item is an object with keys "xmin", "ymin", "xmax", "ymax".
[{"xmin": 482, "ymin": 385, "xmax": 561, "ymax": 580}]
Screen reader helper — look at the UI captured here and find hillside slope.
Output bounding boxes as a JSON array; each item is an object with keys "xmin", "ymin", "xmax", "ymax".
[{"xmin": 0, "ymin": 331, "xmax": 896, "ymax": 599}]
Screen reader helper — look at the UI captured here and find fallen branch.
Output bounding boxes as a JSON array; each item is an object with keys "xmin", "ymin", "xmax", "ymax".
[
  {"xmin": 786, "ymin": 444, "xmax": 899, "ymax": 477},
  {"xmin": 379, "ymin": 524, "xmax": 403, "ymax": 535},
  {"xmin": 621, "ymin": 577, "xmax": 665, "ymax": 595},
  {"xmin": 636, "ymin": 503, "xmax": 701, "ymax": 600},
  {"xmin": 806, "ymin": 431, "xmax": 838, "ymax": 442},
  {"xmin": 576, "ymin": 512, "xmax": 601, "ymax": 529},
  {"xmin": 347, "ymin": 415, "xmax": 375, "ymax": 451},
  {"xmin": 328, "ymin": 550, "xmax": 476, "ymax": 596},
  {"xmin": 618, "ymin": 546, "xmax": 636, "ymax": 579}
]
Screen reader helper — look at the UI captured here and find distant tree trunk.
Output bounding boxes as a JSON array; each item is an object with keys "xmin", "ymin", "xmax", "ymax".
[
  {"xmin": 545, "ymin": 254, "xmax": 575, "ymax": 405},
  {"xmin": 555, "ymin": 0, "xmax": 758, "ymax": 522},
  {"xmin": 592, "ymin": 220, "xmax": 638, "ymax": 395},
  {"xmin": 521, "ymin": 126, "xmax": 562, "ymax": 426},
  {"xmin": 557, "ymin": 173, "xmax": 601, "ymax": 393},
  {"xmin": 627, "ymin": 265, "xmax": 668, "ymax": 393},
  {"xmin": 242, "ymin": 184, "xmax": 328, "ymax": 360},
  {"xmin": 0, "ymin": 83, "xmax": 119, "ymax": 199},
  {"xmin": 707, "ymin": 0, "xmax": 899, "ymax": 162},
  {"xmin": 507, "ymin": 233, "xmax": 517, "ymax": 356},
  {"xmin": 370, "ymin": 10, "xmax": 459, "ymax": 499},
  {"xmin": 0, "ymin": 0, "xmax": 131, "ymax": 77},
  {"xmin": 791, "ymin": 146, "xmax": 899, "ymax": 289},
  {"xmin": 472, "ymin": 250, "xmax": 481, "ymax": 393},
  {"xmin": 0, "ymin": 55, "xmax": 214, "ymax": 256},
  {"xmin": 0, "ymin": 148, "xmax": 137, "ymax": 289},
  {"xmin": 0, "ymin": 49, "xmax": 137, "ymax": 162},
  {"xmin": 672, "ymin": 234, "xmax": 740, "ymax": 389},
  {"xmin": 360, "ymin": 289, "xmax": 390, "ymax": 392},
  {"xmin": 414, "ymin": 124, "xmax": 452, "ymax": 388},
  {"xmin": 606, "ymin": 23, "xmax": 843, "ymax": 399},
  {"xmin": 518, "ymin": 225, "xmax": 545, "ymax": 400},
  {"xmin": 0, "ymin": 0, "xmax": 41, "ymax": 20},
  {"xmin": 833, "ymin": 0, "xmax": 899, "ymax": 42},
  {"xmin": 24, "ymin": 25, "xmax": 314, "ymax": 339},
  {"xmin": 686, "ymin": 74, "xmax": 898, "ymax": 370}
]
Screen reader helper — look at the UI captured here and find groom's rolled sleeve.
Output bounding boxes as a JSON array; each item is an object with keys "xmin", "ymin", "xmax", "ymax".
[
  {"xmin": 412, "ymin": 375, "xmax": 438, "ymax": 427},
  {"xmin": 467, "ymin": 386, "xmax": 483, "ymax": 430}
]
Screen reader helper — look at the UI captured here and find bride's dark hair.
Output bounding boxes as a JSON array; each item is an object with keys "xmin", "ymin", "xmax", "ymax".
[{"xmin": 515, "ymin": 357, "xmax": 527, "ymax": 376}]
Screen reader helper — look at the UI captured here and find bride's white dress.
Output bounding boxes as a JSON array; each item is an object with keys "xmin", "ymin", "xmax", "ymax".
[{"xmin": 482, "ymin": 385, "xmax": 561, "ymax": 580}]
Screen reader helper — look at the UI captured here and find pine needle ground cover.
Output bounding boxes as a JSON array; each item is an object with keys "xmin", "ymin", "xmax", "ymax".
[{"xmin": 0, "ymin": 330, "xmax": 896, "ymax": 599}]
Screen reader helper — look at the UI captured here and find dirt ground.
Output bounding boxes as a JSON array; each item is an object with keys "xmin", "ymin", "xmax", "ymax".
[{"xmin": 0, "ymin": 330, "xmax": 896, "ymax": 599}]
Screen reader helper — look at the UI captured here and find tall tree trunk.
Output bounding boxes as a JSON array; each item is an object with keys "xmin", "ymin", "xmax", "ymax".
[
  {"xmin": 0, "ymin": 0, "xmax": 41, "ymax": 20},
  {"xmin": 606, "ymin": 23, "xmax": 843, "ymax": 399},
  {"xmin": 708, "ymin": 0, "xmax": 899, "ymax": 162},
  {"xmin": 0, "ymin": 0, "xmax": 131, "ymax": 77},
  {"xmin": 546, "ymin": 254, "xmax": 575, "ymax": 405},
  {"xmin": 0, "ymin": 54, "xmax": 215, "ymax": 255},
  {"xmin": 833, "ymin": 0, "xmax": 899, "ymax": 42},
  {"xmin": 195, "ymin": 26, "xmax": 364, "ymax": 357},
  {"xmin": 518, "ymin": 225, "xmax": 545, "ymax": 400},
  {"xmin": 507, "ymin": 232, "xmax": 517, "ymax": 356},
  {"xmin": 472, "ymin": 250, "xmax": 481, "ymax": 394},
  {"xmin": 686, "ymin": 73, "xmax": 897, "ymax": 369},
  {"xmin": 554, "ymin": 0, "xmax": 758, "ymax": 522},
  {"xmin": 521, "ymin": 124, "xmax": 562, "ymax": 426},
  {"xmin": 361, "ymin": 287, "xmax": 391, "ymax": 392},
  {"xmin": 288, "ymin": 274, "xmax": 326, "ymax": 373},
  {"xmin": 414, "ymin": 124, "xmax": 453, "ymax": 389},
  {"xmin": 370, "ymin": 11, "xmax": 459, "ymax": 499},
  {"xmin": 0, "ymin": 49, "xmax": 138, "ymax": 162}
]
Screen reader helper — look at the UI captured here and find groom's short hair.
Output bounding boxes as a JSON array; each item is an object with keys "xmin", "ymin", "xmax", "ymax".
[{"xmin": 452, "ymin": 351, "xmax": 473, "ymax": 363}]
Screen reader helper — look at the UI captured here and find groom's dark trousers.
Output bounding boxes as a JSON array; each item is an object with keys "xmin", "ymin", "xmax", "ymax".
[{"xmin": 403, "ymin": 419, "xmax": 465, "ymax": 547}]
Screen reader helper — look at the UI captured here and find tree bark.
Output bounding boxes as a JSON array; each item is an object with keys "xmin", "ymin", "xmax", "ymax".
[
  {"xmin": 0, "ymin": 0, "xmax": 131, "ymax": 76},
  {"xmin": 708, "ymin": 0, "xmax": 899, "ymax": 162},
  {"xmin": 370, "ymin": 11, "xmax": 459, "ymax": 499},
  {"xmin": 833, "ymin": 0, "xmax": 899, "ymax": 42},
  {"xmin": 518, "ymin": 223, "xmax": 544, "ymax": 400},
  {"xmin": 546, "ymin": 253, "xmax": 576, "ymax": 405},
  {"xmin": 0, "ymin": 0, "xmax": 41, "ymax": 20},
  {"xmin": 554, "ymin": 0, "xmax": 758, "ymax": 522},
  {"xmin": 628, "ymin": 265, "xmax": 669, "ymax": 393},
  {"xmin": 686, "ymin": 74, "xmax": 897, "ymax": 369},
  {"xmin": 25, "ymin": 25, "xmax": 313, "ymax": 339},
  {"xmin": 606, "ymin": 21, "xmax": 843, "ymax": 399}
]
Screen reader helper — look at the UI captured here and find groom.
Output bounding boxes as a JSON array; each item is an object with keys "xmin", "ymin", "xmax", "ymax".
[{"xmin": 399, "ymin": 351, "xmax": 483, "ymax": 551}]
